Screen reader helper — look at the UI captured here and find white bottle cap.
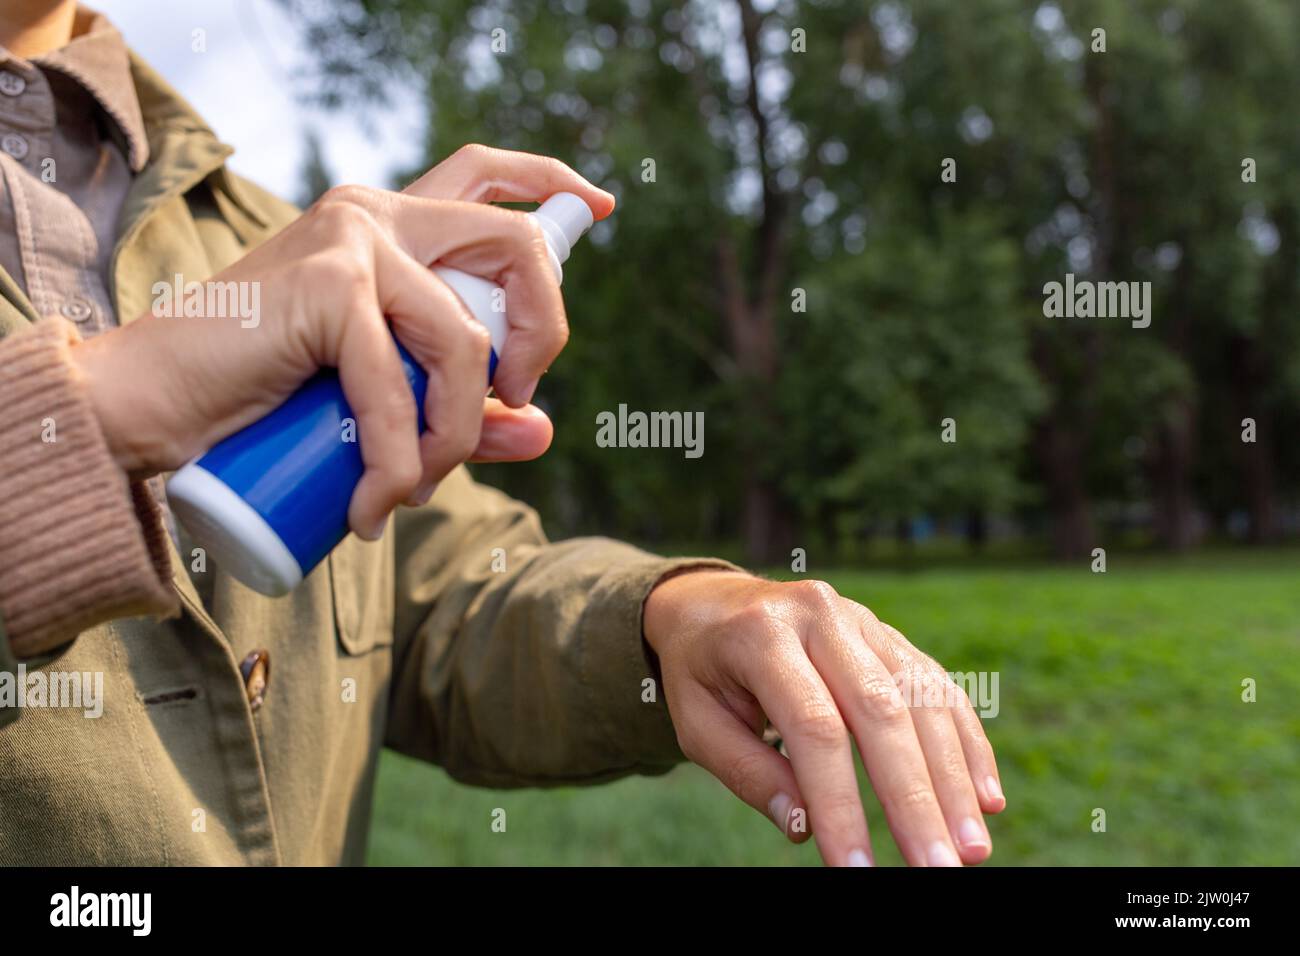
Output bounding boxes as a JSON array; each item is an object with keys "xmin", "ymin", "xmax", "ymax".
[{"xmin": 530, "ymin": 192, "xmax": 595, "ymax": 264}]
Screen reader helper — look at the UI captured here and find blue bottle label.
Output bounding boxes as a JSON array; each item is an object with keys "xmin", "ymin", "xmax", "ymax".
[{"xmin": 194, "ymin": 339, "xmax": 445, "ymax": 577}]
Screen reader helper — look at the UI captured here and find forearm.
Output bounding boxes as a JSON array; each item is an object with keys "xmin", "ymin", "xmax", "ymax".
[{"xmin": 387, "ymin": 466, "xmax": 741, "ymax": 785}]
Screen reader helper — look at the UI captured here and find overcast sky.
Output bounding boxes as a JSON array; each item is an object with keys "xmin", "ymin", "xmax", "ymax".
[{"xmin": 97, "ymin": 0, "xmax": 427, "ymax": 202}]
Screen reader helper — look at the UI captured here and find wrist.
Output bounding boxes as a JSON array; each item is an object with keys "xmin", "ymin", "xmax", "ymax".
[
  {"xmin": 68, "ymin": 327, "xmax": 176, "ymax": 478},
  {"xmin": 643, "ymin": 566, "xmax": 751, "ymax": 658}
]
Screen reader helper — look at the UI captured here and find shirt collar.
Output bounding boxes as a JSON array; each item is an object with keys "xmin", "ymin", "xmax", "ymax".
[{"xmin": 22, "ymin": 7, "xmax": 150, "ymax": 172}]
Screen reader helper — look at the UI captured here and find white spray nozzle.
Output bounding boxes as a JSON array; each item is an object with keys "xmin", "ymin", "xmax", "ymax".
[{"xmin": 530, "ymin": 192, "xmax": 595, "ymax": 265}]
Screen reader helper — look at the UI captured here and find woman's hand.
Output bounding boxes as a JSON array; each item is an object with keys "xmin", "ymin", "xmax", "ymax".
[
  {"xmin": 71, "ymin": 145, "xmax": 614, "ymax": 538},
  {"xmin": 644, "ymin": 571, "xmax": 1006, "ymax": 866}
]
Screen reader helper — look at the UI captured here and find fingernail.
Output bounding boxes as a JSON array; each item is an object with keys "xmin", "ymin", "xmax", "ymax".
[
  {"xmin": 927, "ymin": 841, "xmax": 961, "ymax": 867},
  {"xmin": 958, "ymin": 816, "xmax": 990, "ymax": 849},
  {"xmin": 985, "ymin": 775, "xmax": 1004, "ymax": 805},
  {"xmin": 361, "ymin": 516, "xmax": 387, "ymax": 541},
  {"xmin": 407, "ymin": 482, "xmax": 435, "ymax": 507},
  {"xmin": 768, "ymin": 792, "xmax": 793, "ymax": 834},
  {"xmin": 519, "ymin": 379, "xmax": 539, "ymax": 405},
  {"xmin": 846, "ymin": 849, "xmax": 873, "ymax": 867}
]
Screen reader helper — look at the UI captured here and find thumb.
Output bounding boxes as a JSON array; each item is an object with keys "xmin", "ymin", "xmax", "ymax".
[{"xmin": 469, "ymin": 398, "xmax": 554, "ymax": 462}]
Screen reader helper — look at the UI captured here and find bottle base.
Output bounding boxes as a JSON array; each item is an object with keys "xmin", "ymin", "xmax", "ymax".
[{"xmin": 166, "ymin": 463, "xmax": 304, "ymax": 597}]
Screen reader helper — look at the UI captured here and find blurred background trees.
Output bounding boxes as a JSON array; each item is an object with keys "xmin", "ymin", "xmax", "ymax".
[{"xmin": 279, "ymin": 0, "xmax": 1300, "ymax": 564}]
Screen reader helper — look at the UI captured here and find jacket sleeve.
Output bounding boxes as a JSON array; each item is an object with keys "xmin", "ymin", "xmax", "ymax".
[
  {"xmin": 0, "ymin": 319, "xmax": 177, "ymax": 674},
  {"xmin": 386, "ymin": 465, "xmax": 742, "ymax": 788}
]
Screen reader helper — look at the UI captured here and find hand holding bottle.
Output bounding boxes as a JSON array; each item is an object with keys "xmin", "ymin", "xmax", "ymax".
[{"xmin": 73, "ymin": 145, "xmax": 614, "ymax": 540}]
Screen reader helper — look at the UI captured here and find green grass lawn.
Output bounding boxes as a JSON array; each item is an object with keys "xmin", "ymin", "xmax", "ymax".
[{"xmin": 366, "ymin": 548, "xmax": 1300, "ymax": 866}]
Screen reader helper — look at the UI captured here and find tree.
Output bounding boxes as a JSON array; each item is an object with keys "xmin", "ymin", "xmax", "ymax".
[{"xmin": 280, "ymin": 0, "xmax": 1299, "ymax": 559}]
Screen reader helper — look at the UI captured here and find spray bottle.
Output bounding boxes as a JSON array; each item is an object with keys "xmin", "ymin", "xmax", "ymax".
[{"xmin": 166, "ymin": 192, "xmax": 595, "ymax": 596}]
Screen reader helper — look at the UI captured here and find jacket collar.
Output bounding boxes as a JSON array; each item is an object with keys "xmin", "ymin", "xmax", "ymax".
[
  {"xmin": 126, "ymin": 50, "xmax": 268, "ymax": 230},
  {"xmin": 27, "ymin": 8, "xmax": 151, "ymax": 172}
]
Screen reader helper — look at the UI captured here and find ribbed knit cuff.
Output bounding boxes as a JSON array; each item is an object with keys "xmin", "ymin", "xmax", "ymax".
[{"xmin": 0, "ymin": 319, "xmax": 178, "ymax": 658}]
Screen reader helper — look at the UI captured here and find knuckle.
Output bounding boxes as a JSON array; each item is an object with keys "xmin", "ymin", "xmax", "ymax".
[
  {"xmin": 790, "ymin": 707, "xmax": 846, "ymax": 748},
  {"xmin": 859, "ymin": 675, "xmax": 910, "ymax": 723},
  {"xmin": 893, "ymin": 659, "xmax": 943, "ymax": 709},
  {"xmin": 385, "ymin": 454, "xmax": 422, "ymax": 495},
  {"xmin": 790, "ymin": 579, "xmax": 840, "ymax": 610},
  {"xmin": 935, "ymin": 748, "xmax": 970, "ymax": 783},
  {"xmin": 546, "ymin": 310, "xmax": 570, "ymax": 352},
  {"xmin": 882, "ymin": 621, "xmax": 919, "ymax": 654},
  {"xmin": 294, "ymin": 251, "xmax": 368, "ymax": 308},
  {"xmin": 322, "ymin": 252, "xmax": 373, "ymax": 301},
  {"xmin": 818, "ymin": 791, "xmax": 865, "ymax": 824},
  {"xmin": 310, "ymin": 199, "xmax": 377, "ymax": 244},
  {"xmin": 896, "ymin": 780, "xmax": 940, "ymax": 812},
  {"xmin": 728, "ymin": 603, "xmax": 790, "ymax": 648},
  {"xmin": 374, "ymin": 386, "xmax": 417, "ymax": 430},
  {"xmin": 460, "ymin": 318, "xmax": 493, "ymax": 360},
  {"xmin": 716, "ymin": 599, "xmax": 799, "ymax": 671},
  {"xmin": 901, "ymin": 655, "xmax": 942, "ymax": 686},
  {"xmin": 541, "ymin": 154, "xmax": 573, "ymax": 180},
  {"xmin": 724, "ymin": 749, "xmax": 770, "ymax": 805},
  {"xmin": 318, "ymin": 183, "xmax": 375, "ymax": 209},
  {"xmin": 880, "ymin": 638, "xmax": 915, "ymax": 671},
  {"xmin": 943, "ymin": 673, "xmax": 969, "ymax": 709},
  {"xmin": 452, "ymin": 142, "xmax": 492, "ymax": 164},
  {"xmin": 730, "ymin": 603, "xmax": 772, "ymax": 632},
  {"xmin": 913, "ymin": 648, "xmax": 944, "ymax": 673}
]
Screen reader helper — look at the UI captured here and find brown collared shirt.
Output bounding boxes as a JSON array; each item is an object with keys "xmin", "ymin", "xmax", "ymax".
[{"xmin": 0, "ymin": 9, "xmax": 148, "ymax": 339}]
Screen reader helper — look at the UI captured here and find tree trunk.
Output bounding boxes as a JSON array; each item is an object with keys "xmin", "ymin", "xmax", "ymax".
[
  {"xmin": 1231, "ymin": 337, "xmax": 1280, "ymax": 543},
  {"xmin": 1037, "ymin": 411, "xmax": 1095, "ymax": 559},
  {"xmin": 730, "ymin": 0, "xmax": 797, "ymax": 566},
  {"xmin": 1150, "ymin": 400, "xmax": 1198, "ymax": 551},
  {"xmin": 743, "ymin": 478, "xmax": 795, "ymax": 565},
  {"xmin": 1243, "ymin": 440, "xmax": 1280, "ymax": 543},
  {"xmin": 1232, "ymin": 197, "xmax": 1295, "ymax": 545}
]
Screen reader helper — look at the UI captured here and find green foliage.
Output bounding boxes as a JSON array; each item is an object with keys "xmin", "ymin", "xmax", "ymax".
[
  {"xmin": 285, "ymin": 0, "xmax": 1300, "ymax": 551},
  {"xmin": 786, "ymin": 207, "xmax": 1045, "ymax": 525}
]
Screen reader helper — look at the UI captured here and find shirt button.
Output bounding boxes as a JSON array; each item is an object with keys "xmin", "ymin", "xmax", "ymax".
[
  {"xmin": 0, "ymin": 72, "xmax": 25, "ymax": 96},
  {"xmin": 1, "ymin": 132, "xmax": 28, "ymax": 160},
  {"xmin": 60, "ymin": 298, "xmax": 93, "ymax": 322},
  {"xmin": 240, "ymin": 649, "xmax": 271, "ymax": 711}
]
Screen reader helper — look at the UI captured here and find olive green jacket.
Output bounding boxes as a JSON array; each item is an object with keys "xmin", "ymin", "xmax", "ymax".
[{"xmin": 0, "ymin": 54, "xmax": 728, "ymax": 864}]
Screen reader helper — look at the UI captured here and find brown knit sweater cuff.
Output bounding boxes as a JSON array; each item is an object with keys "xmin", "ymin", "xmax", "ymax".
[{"xmin": 0, "ymin": 319, "xmax": 178, "ymax": 658}]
